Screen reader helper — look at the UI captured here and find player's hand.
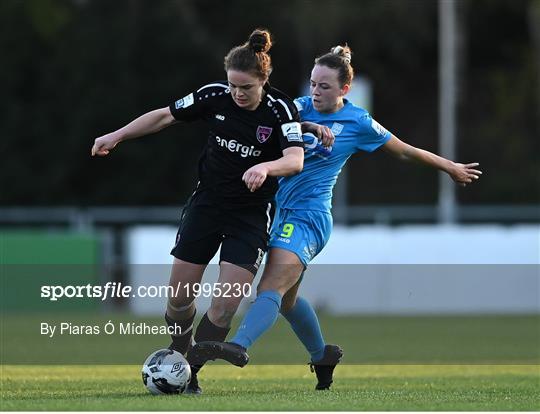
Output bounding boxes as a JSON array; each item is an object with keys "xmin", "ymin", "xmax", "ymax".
[
  {"xmin": 449, "ymin": 162, "xmax": 482, "ymax": 186},
  {"xmin": 301, "ymin": 121, "xmax": 334, "ymax": 147},
  {"xmin": 314, "ymin": 124, "xmax": 334, "ymax": 148},
  {"xmin": 242, "ymin": 164, "xmax": 269, "ymax": 192},
  {"xmin": 91, "ymin": 133, "xmax": 120, "ymax": 157}
]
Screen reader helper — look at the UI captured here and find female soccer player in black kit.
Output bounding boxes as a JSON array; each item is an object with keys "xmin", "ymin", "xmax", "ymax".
[{"xmin": 91, "ymin": 29, "xmax": 305, "ymax": 393}]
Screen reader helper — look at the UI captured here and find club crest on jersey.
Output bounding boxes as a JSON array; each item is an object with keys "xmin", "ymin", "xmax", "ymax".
[
  {"xmin": 331, "ymin": 122, "xmax": 344, "ymax": 136},
  {"xmin": 256, "ymin": 126, "xmax": 273, "ymax": 143}
]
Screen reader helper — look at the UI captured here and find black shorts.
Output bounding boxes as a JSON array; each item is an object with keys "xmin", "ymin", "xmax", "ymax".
[{"xmin": 170, "ymin": 192, "xmax": 275, "ymax": 275}]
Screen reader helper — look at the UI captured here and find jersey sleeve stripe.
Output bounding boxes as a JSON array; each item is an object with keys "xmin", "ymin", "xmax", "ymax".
[
  {"xmin": 196, "ymin": 83, "xmax": 228, "ymax": 93},
  {"xmin": 277, "ymin": 99, "xmax": 294, "ymax": 120},
  {"xmin": 267, "ymin": 93, "xmax": 294, "ymax": 120}
]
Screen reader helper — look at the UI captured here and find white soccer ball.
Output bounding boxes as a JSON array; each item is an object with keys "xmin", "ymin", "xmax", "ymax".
[{"xmin": 141, "ymin": 348, "xmax": 191, "ymax": 395}]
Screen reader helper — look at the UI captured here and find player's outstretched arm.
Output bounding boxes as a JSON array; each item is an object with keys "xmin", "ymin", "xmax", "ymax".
[
  {"xmin": 91, "ymin": 107, "xmax": 177, "ymax": 156},
  {"xmin": 382, "ymin": 135, "xmax": 482, "ymax": 187},
  {"xmin": 242, "ymin": 147, "xmax": 304, "ymax": 192}
]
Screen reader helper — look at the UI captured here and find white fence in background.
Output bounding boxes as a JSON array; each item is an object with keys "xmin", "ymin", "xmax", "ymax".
[{"xmin": 126, "ymin": 225, "xmax": 540, "ymax": 315}]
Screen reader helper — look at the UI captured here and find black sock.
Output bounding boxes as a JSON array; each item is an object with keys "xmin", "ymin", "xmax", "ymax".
[
  {"xmin": 194, "ymin": 312, "xmax": 230, "ymax": 343},
  {"xmin": 165, "ymin": 311, "xmax": 196, "ymax": 355},
  {"xmin": 190, "ymin": 312, "xmax": 230, "ymax": 374}
]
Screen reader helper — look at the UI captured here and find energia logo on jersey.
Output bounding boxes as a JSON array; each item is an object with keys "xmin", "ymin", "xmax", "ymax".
[
  {"xmin": 303, "ymin": 132, "xmax": 332, "ymax": 159},
  {"xmin": 215, "ymin": 136, "xmax": 262, "ymax": 158}
]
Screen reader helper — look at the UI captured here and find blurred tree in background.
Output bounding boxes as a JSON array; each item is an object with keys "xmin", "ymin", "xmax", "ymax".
[{"xmin": 1, "ymin": 0, "xmax": 538, "ymax": 206}]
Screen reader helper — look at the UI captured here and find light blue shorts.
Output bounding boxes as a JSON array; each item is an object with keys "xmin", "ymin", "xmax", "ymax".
[{"xmin": 268, "ymin": 208, "xmax": 333, "ymax": 267}]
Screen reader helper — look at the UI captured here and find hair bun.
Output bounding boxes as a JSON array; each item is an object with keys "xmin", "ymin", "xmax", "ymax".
[
  {"xmin": 331, "ymin": 45, "xmax": 352, "ymax": 64},
  {"xmin": 249, "ymin": 29, "xmax": 272, "ymax": 53}
]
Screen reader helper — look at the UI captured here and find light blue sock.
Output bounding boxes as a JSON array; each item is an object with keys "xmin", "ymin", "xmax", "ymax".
[
  {"xmin": 231, "ymin": 290, "xmax": 282, "ymax": 349},
  {"xmin": 281, "ymin": 296, "xmax": 325, "ymax": 362}
]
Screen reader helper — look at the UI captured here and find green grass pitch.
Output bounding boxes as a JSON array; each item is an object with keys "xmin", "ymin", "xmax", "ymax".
[
  {"xmin": 1, "ymin": 314, "xmax": 539, "ymax": 410},
  {"xmin": 2, "ymin": 365, "xmax": 539, "ymax": 411}
]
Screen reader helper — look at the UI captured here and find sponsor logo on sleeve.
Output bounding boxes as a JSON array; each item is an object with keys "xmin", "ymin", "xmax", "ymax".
[
  {"xmin": 281, "ymin": 122, "xmax": 303, "ymax": 142},
  {"xmin": 371, "ymin": 119, "xmax": 389, "ymax": 136},
  {"xmin": 183, "ymin": 93, "xmax": 194, "ymax": 108},
  {"xmin": 175, "ymin": 93, "xmax": 194, "ymax": 109}
]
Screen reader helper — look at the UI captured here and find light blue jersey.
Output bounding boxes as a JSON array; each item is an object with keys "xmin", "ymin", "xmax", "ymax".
[
  {"xmin": 269, "ymin": 96, "xmax": 391, "ymax": 265},
  {"xmin": 276, "ymin": 96, "xmax": 391, "ymax": 212}
]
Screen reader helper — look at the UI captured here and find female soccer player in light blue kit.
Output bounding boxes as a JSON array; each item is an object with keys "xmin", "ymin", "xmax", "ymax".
[{"xmin": 191, "ymin": 45, "xmax": 482, "ymax": 390}]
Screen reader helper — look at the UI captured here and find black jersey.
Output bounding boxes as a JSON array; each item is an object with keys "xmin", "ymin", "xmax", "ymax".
[{"xmin": 169, "ymin": 81, "xmax": 303, "ymax": 207}]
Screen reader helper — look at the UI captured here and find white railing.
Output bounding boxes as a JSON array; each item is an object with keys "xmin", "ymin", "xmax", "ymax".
[{"xmin": 0, "ymin": 205, "xmax": 538, "ymax": 229}]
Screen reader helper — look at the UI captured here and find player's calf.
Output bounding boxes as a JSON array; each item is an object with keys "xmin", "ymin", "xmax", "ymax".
[{"xmin": 165, "ymin": 302, "xmax": 196, "ymax": 355}]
